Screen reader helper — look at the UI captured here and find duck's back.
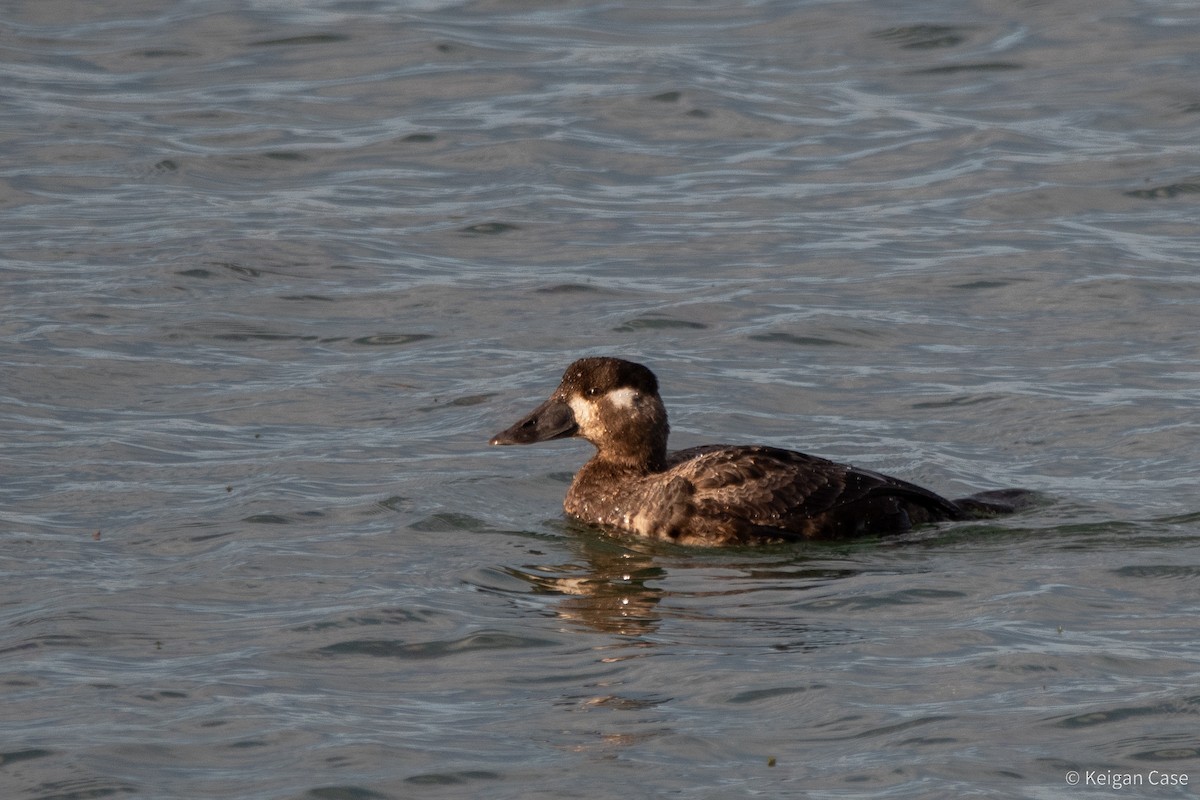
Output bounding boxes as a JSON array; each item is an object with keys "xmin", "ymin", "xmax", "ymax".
[{"xmin": 659, "ymin": 444, "xmax": 963, "ymax": 544}]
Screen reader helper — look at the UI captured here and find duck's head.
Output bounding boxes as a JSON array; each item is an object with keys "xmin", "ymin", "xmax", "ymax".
[{"xmin": 490, "ymin": 357, "xmax": 669, "ymax": 469}]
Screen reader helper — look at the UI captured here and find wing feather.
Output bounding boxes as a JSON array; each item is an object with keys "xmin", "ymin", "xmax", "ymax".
[{"xmin": 667, "ymin": 445, "xmax": 960, "ymax": 538}]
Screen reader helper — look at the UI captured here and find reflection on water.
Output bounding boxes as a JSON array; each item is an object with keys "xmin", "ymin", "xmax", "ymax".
[
  {"xmin": 503, "ymin": 533, "xmax": 671, "ymax": 637},
  {"xmin": 493, "ymin": 529, "xmax": 877, "ymax": 642}
]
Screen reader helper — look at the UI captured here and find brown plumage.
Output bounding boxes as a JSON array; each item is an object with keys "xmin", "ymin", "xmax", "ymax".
[{"xmin": 490, "ymin": 357, "xmax": 1029, "ymax": 546}]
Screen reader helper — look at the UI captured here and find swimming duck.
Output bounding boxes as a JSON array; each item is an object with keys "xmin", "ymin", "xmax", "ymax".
[{"xmin": 490, "ymin": 357, "xmax": 1028, "ymax": 546}]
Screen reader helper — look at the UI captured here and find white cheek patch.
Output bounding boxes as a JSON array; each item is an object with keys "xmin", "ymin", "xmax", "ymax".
[
  {"xmin": 606, "ymin": 387, "xmax": 638, "ymax": 409},
  {"xmin": 567, "ymin": 395, "xmax": 598, "ymax": 430},
  {"xmin": 568, "ymin": 388, "xmax": 639, "ymax": 436}
]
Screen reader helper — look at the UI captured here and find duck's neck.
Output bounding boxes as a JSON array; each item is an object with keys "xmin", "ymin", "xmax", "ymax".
[{"xmin": 590, "ymin": 421, "xmax": 669, "ymax": 475}]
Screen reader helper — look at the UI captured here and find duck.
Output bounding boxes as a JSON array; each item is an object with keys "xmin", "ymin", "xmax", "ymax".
[{"xmin": 490, "ymin": 356, "xmax": 1031, "ymax": 546}]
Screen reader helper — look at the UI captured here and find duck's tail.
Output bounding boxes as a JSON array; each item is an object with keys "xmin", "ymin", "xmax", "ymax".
[{"xmin": 953, "ymin": 488, "xmax": 1044, "ymax": 518}]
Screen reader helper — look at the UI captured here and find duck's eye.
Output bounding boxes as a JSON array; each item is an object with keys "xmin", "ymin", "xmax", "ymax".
[{"xmin": 584, "ymin": 387, "xmax": 603, "ymax": 398}]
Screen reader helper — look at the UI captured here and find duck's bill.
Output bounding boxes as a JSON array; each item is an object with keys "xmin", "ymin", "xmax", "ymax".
[{"xmin": 489, "ymin": 397, "xmax": 578, "ymax": 445}]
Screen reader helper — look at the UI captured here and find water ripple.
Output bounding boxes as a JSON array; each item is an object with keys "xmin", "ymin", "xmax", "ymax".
[{"xmin": 3, "ymin": 1, "xmax": 1199, "ymax": 798}]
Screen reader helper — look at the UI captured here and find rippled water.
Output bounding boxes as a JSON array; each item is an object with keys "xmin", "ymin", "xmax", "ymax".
[{"xmin": 3, "ymin": 0, "xmax": 1199, "ymax": 797}]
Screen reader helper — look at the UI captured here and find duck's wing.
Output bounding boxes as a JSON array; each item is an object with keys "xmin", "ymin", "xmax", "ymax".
[{"xmin": 667, "ymin": 445, "xmax": 961, "ymax": 539}]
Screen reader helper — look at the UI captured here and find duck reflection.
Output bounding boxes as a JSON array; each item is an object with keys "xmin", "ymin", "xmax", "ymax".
[
  {"xmin": 502, "ymin": 521, "xmax": 865, "ymax": 641},
  {"xmin": 506, "ymin": 522, "xmax": 666, "ymax": 637}
]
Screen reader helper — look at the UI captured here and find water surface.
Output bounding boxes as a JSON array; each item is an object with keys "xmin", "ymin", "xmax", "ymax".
[{"xmin": 2, "ymin": 1, "xmax": 1199, "ymax": 797}]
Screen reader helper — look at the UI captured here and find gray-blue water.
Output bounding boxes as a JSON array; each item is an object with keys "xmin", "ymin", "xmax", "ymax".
[{"xmin": 3, "ymin": 1, "xmax": 1199, "ymax": 797}]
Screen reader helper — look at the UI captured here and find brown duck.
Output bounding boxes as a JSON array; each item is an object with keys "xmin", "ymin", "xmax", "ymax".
[{"xmin": 491, "ymin": 357, "xmax": 1031, "ymax": 546}]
